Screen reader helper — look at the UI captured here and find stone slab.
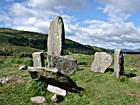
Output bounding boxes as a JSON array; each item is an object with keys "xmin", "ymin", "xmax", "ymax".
[{"xmin": 47, "ymin": 85, "xmax": 66, "ymax": 96}]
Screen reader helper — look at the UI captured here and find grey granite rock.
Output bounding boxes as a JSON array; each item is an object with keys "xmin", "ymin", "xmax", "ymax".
[
  {"xmin": 48, "ymin": 55, "xmax": 78, "ymax": 75},
  {"xmin": 91, "ymin": 52, "xmax": 112, "ymax": 73},
  {"xmin": 47, "ymin": 16, "xmax": 65, "ymax": 56},
  {"xmin": 32, "ymin": 52, "xmax": 44, "ymax": 67}
]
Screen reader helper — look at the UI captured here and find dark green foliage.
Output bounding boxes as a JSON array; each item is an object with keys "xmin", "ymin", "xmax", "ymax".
[
  {"xmin": 119, "ymin": 75, "xmax": 128, "ymax": 82},
  {"xmin": 8, "ymin": 37, "xmax": 47, "ymax": 50},
  {"xmin": 0, "ymin": 60, "xmax": 4, "ymax": 65},
  {"xmin": 10, "ymin": 59, "xmax": 23, "ymax": 64},
  {"xmin": 25, "ymin": 59, "xmax": 33, "ymax": 66},
  {"xmin": 64, "ymin": 39, "xmax": 96, "ymax": 55},
  {"xmin": 78, "ymin": 61, "xmax": 88, "ymax": 65},
  {"xmin": 45, "ymin": 61, "xmax": 48, "ymax": 66},
  {"xmin": 26, "ymin": 80, "xmax": 47, "ymax": 91},
  {"xmin": 26, "ymin": 80, "xmax": 48, "ymax": 96},
  {"xmin": 19, "ymin": 53, "xmax": 32, "ymax": 58}
]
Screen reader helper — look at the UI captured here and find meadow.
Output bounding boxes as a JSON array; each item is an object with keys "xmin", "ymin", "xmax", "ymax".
[{"xmin": 0, "ymin": 53, "xmax": 140, "ymax": 105}]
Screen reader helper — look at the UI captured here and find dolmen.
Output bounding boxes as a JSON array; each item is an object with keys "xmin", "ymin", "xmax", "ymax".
[{"xmin": 25, "ymin": 16, "xmax": 81, "ymax": 102}]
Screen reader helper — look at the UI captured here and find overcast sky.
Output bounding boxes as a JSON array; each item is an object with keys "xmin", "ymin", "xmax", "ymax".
[{"xmin": 0, "ymin": 0, "xmax": 140, "ymax": 50}]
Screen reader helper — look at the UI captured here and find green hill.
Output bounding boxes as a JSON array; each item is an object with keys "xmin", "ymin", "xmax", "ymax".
[{"xmin": 0, "ymin": 27, "xmax": 110, "ymax": 57}]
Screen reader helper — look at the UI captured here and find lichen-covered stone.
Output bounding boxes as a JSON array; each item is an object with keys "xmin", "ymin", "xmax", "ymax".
[
  {"xmin": 47, "ymin": 16, "xmax": 65, "ymax": 56},
  {"xmin": 114, "ymin": 48, "xmax": 124, "ymax": 78},
  {"xmin": 91, "ymin": 52, "xmax": 112, "ymax": 73},
  {"xmin": 32, "ymin": 52, "xmax": 44, "ymax": 67},
  {"xmin": 27, "ymin": 67, "xmax": 83, "ymax": 93},
  {"xmin": 48, "ymin": 55, "xmax": 78, "ymax": 75}
]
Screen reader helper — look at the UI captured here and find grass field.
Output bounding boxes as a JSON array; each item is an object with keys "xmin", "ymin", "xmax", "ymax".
[{"xmin": 0, "ymin": 53, "xmax": 140, "ymax": 105}]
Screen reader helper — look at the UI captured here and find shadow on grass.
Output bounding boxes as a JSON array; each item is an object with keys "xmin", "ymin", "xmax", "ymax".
[
  {"xmin": 78, "ymin": 68, "xmax": 84, "ymax": 71},
  {"xmin": 124, "ymin": 73, "xmax": 137, "ymax": 78},
  {"xmin": 105, "ymin": 68, "xmax": 114, "ymax": 73}
]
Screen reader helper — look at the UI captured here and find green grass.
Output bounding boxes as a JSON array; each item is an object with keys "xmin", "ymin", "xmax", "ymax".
[{"xmin": 1, "ymin": 54, "xmax": 140, "ymax": 105}]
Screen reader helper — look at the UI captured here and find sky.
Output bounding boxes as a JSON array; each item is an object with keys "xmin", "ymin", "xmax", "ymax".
[{"xmin": 0, "ymin": 0, "xmax": 140, "ymax": 50}]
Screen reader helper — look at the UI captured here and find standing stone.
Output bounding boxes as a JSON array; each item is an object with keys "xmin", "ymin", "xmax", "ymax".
[
  {"xmin": 114, "ymin": 48, "xmax": 124, "ymax": 78},
  {"xmin": 32, "ymin": 52, "xmax": 45, "ymax": 67},
  {"xmin": 91, "ymin": 52, "xmax": 112, "ymax": 73},
  {"xmin": 48, "ymin": 55, "xmax": 78, "ymax": 75},
  {"xmin": 47, "ymin": 16, "xmax": 65, "ymax": 56}
]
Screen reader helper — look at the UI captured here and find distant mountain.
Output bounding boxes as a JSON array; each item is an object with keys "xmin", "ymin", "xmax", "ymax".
[
  {"xmin": 109, "ymin": 48, "xmax": 140, "ymax": 54},
  {"xmin": 122, "ymin": 49, "xmax": 140, "ymax": 54},
  {"xmin": 0, "ymin": 27, "xmax": 111, "ymax": 57}
]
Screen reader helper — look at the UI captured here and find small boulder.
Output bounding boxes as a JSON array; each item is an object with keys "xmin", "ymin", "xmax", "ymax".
[
  {"xmin": 19, "ymin": 65, "xmax": 27, "ymax": 70},
  {"xmin": 51, "ymin": 94, "xmax": 64, "ymax": 103},
  {"xmin": 132, "ymin": 76, "xmax": 140, "ymax": 83},
  {"xmin": 31, "ymin": 96, "xmax": 47, "ymax": 104}
]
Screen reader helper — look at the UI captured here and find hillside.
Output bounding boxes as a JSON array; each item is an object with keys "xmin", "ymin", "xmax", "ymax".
[
  {"xmin": 0, "ymin": 27, "xmax": 109, "ymax": 57},
  {"xmin": 1, "ymin": 27, "xmax": 140, "ymax": 105}
]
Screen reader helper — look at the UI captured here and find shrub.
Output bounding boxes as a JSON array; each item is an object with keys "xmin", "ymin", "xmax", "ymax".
[
  {"xmin": 119, "ymin": 76, "xmax": 128, "ymax": 82},
  {"xmin": 45, "ymin": 61, "xmax": 48, "ymax": 66},
  {"xmin": 78, "ymin": 61, "xmax": 88, "ymax": 65},
  {"xmin": 26, "ymin": 80, "xmax": 47, "ymax": 91},
  {"xmin": 0, "ymin": 61, "xmax": 4, "ymax": 65},
  {"xmin": 25, "ymin": 59, "xmax": 33, "ymax": 66},
  {"xmin": 10, "ymin": 59, "xmax": 23, "ymax": 64},
  {"xmin": 26, "ymin": 80, "xmax": 48, "ymax": 96}
]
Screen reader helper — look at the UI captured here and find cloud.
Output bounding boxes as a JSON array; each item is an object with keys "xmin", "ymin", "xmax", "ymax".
[
  {"xmin": 27, "ymin": 0, "xmax": 87, "ymax": 10},
  {"xmin": 0, "ymin": 0, "xmax": 140, "ymax": 50},
  {"xmin": 67, "ymin": 19, "xmax": 140, "ymax": 49},
  {"xmin": 0, "ymin": 0, "xmax": 82, "ymax": 33},
  {"xmin": 97, "ymin": 0, "xmax": 140, "ymax": 21}
]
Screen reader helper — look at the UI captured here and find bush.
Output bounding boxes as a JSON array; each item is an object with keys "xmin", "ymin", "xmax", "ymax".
[
  {"xmin": 26, "ymin": 80, "xmax": 47, "ymax": 91},
  {"xmin": 78, "ymin": 61, "xmax": 88, "ymax": 65},
  {"xmin": 25, "ymin": 59, "xmax": 33, "ymax": 66},
  {"xmin": 119, "ymin": 76, "xmax": 128, "ymax": 82},
  {"xmin": 26, "ymin": 80, "xmax": 48, "ymax": 96},
  {"xmin": 0, "ymin": 61, "xmax": 4, "ymax": 65},
  {"xmin": 10, "ymin": 59, "xmax": 23, "ymax": 64}
]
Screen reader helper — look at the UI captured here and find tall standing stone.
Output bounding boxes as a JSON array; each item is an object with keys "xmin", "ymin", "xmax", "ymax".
[
  {"xmin": 47, "ymin": 16, "xmax": 78, "ymax": 75},
  {"xmin": 91, "ymin": 52, "xmax": 112, "ymax": 73},
  {"xmin": 47, "ymin": 16, "xmax": 65, "ymax": 56},
  {"xmin": 114, "ymin": 48, "xmax": 124, "ymax": 78},
  {"xmin": 32, "ymin": 52, "xmax": 45, "ymax": 67}
]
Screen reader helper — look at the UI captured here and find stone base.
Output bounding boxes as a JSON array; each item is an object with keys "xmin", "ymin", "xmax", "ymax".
[{"xmin": 48, "ymin": 55, "xmax": 78, "ymax": 75}]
